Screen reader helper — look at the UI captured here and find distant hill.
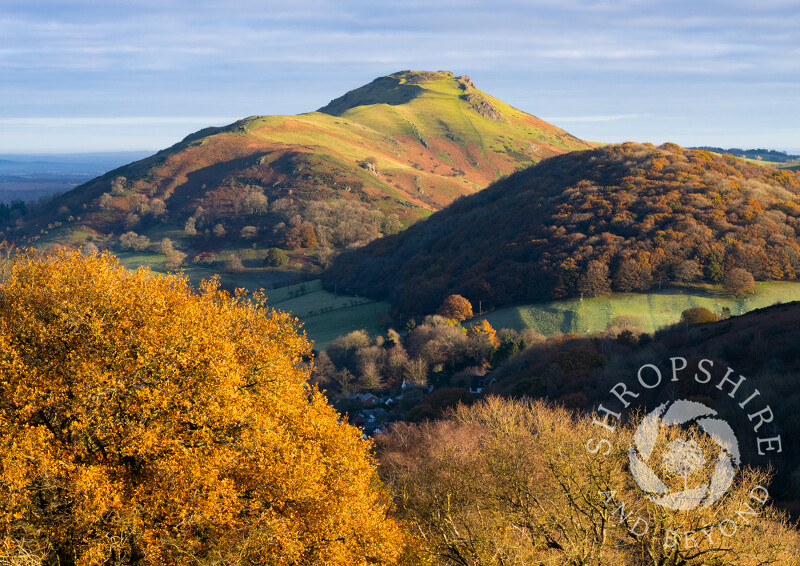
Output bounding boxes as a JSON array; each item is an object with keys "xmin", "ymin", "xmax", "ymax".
[
  {"xmin": 0, "ymin": 152, "xmax": 153, "ymax": 176},
  {"xmin": 0, "ymin": 152, "xmax": 151, "ymax": 204},
  {"xmin": 325, "ymin": 142, "xmax": 800, "ymax": 315},
  {"xmin": 688, "ymin": 146, "xmax": 800, "ymax": 164},
  {"xmin": 1, "ymin": 71, "xmax": 590, "ymax": 261}
]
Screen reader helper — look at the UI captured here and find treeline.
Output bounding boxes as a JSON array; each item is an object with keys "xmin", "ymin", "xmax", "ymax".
[
  {"xmin": 0, "ymin": 148, "xmax": 405, "ymax": 264},
  {"xmin": 689, "ymin": 146, "xmax": 800, "ymax": 163},
  {"xmin": 326, "ymin": 143, "xmax": 800, "ymax": 314}
]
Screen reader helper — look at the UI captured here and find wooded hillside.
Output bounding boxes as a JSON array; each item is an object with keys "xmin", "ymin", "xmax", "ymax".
[{"xmin": 327, "ymin": 143, "xmax": 800, "ymax": 314}]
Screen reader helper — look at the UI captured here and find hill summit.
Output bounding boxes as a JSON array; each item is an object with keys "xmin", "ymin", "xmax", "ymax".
[
  {"xmin": 2, "ymin": 71, "xmax": 591, "ymax": 260},
  {"xmin": 318, "ymin": 70, "xmax": 503, "ymax": 121}
]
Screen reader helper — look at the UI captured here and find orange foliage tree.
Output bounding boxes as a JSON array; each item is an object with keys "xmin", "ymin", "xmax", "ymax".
[
  {"xmin": 437, "ymin": 294, "xmax": 473, "ymax": 321},
  {"xmin": 0, "ymin": 250, "xmax": 403, "ymax": 566},
  {"xmin": 467, "ymin": 320, "xmax": 499, "ymax": 348}
]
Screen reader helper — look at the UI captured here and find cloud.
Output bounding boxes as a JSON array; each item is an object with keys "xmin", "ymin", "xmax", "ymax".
[
  {"xmin": 544, "ymin": 114, "xmax": 641, "ymax": 123},
  {"xmin": 0, "ymin": 117, "xmax": 238, "ymax": 127},
  {"xmin": 1, "ymin": 0, "xmax": 798, "ymax": 152}
]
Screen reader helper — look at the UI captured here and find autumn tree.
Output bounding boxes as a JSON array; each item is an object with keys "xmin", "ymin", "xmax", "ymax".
[
  {"xmin": 465, "ymin": 320, "xmax": 499, "ymax": 362},
  {"xmin": 437, "ymin": 294, "xmax": 473, "ymax": 321},
  {"xmin": 238, "ymin": 187, "xmax": 269, "ymax": 215},
  {"xmin": 356, "ymin": 346, "xmax": 385, "ymax": 390},
  {"xmin": 183, "ymin": 216, "xmax": 197, "ymax": 236},
  {"xmin": 80, "ymin": 242, "xmax": 99, "ymax": 257},
  {"xmin": 110, "ymin": 176, "xmax": 126, "ymax": 195},
  {"xmin": 163, "ymin": 249, "xmax": 186, "ymax": 271},
  {"xmin": 613, "ymin": 257, "xmax": 645, "ymax": 292},
  {"xmin": 124, "ymin": 212, "xmax": 140, "ymax": 230},
  {"xmin": 224, "ymin": 251, "xmax": 245, "ymax": 273},
  {"xmin": 158, "ymin": 237, "xmax": 174, "ymax": 255},
  {"xmin": 240, "ymin": 225, "xmax": 258, "ymax": 240},
  {"xmin": 403, "ymin": 358, "xmax": 429, "ymax": 386},
  {"xmin": 404, "ymin": 316, "xmax": 468, "ymax": 371},
  {"xmin": 148, "ymin": 198, "xmax": 167, "ymax": 218},
  {"xmin": 327, "ymin": 329, "xmax": 373, "ymax": 371},
  {"xmin": 724, "ymin": 267, "xmax": 756, "ymax": 297},
  {"xmin": 98, "ymin": 192, "xmax": 113, "ymax": 210},
  {"xmin": 674, "ymin": 259, "xmax": 702, "ymax": 283},
  {"xmin": 578, "ymin": 260, "xmax": 611, "ymax": 297},
  {"xmin": 0, "ymin": 249, "xmax": 403, "ymax": 565},
  {"xmin": 118, "ymin": 231, "xmax": 150, "ymax": 251},
  {"xmin": 377, "ymin": 397, "xmax": 798, "ymax": 566},
  {"xmin": 467, "ymin": 319, "xmax": 499, "ymax": 346},
  {"xmin": 680, "ymin": 306, "xmax": 717, "ymax": 326},
  {"xmin": 299, "ymin": 224, "xmax": 318, "ymax": 248}
]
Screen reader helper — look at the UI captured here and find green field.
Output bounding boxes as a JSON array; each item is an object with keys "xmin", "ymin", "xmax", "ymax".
[
  {"xmin": 115, "ymin": 251, "xmax": 303, "ymax": 291},
  {"xmin": 261, "ymin": 279, "xmax": 389, "ymax": 350},
  {"xmin": 107, "ymin": 257, "xmax": 800, "ymax": 348},
  {"xmin": 476, "ymin": 282, "xmax": 800, "ymax": 335},
  {"xmin": 244, "ymin": 280, "xmax": 800, "ymax": 348}
]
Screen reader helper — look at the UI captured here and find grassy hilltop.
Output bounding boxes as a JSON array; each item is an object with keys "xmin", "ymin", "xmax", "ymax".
[{"xmin": 1, "ymin": 71, "xmax": 590, "ymax": 268}]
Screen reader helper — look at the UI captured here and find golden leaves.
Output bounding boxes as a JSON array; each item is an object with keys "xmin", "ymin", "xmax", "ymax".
[{"xmin": 0, "ymin": 248, "xmax": 403, "ymax": 565}]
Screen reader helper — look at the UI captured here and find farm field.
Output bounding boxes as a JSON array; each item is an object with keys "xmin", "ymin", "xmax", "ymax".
[
  {"xmin": 262, "ymin": 279, "xmax": 800, "ymax": 347},
  {"xmin": 115, "ymin": 250, "xmax": 303, "ymax": 291},
  {"xmin": 265, "ymin": 279, "xmax": 389, "ymax": 349},
  {"xmin": 112, "ymin": 249, "xmax": 800, "ymax": 348},
  {"xmin": 476, "ymin": 282, "xmax": 800, "ymax": 335},
  {"xmin": 112, "ymin": 258, "xmax": 800, "ymax": 347}
]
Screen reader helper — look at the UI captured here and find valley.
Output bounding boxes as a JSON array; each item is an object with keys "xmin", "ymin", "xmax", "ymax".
[
  {"xmin": 5, "ymin": 69, "xmax": 800, "ymax": 566},
  {"xmin": 7, "ymin": 0, "xmax": 800, "ymax": 559}
]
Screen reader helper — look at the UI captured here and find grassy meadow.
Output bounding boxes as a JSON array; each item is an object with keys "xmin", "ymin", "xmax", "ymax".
[
  {"xmin": 476, "ymin": 281, "xmax": 800, "ymax": 335},
  {"xmin": 113, "ymin": 251, "xmax": 800, "ymax": 349},
  {"xmin": 266, "ymin": 279, "xmax": 390, "ymax": 349}
]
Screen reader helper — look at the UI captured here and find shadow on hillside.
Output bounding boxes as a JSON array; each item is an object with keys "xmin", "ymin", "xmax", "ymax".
[
  {"xmin": 168, "ymin": 152, "xmax": 265, "ymax": 212},
  {"xmin": 318, "ymin": 76, "xmax": 423, "ymax": 116}
]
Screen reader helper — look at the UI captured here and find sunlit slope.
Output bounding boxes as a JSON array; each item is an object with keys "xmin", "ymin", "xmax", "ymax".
[
  {"xmin": 12, "ymin": 70, "xmax": 591, "ymax": 244},
  {"xmin": 326, "ymin": 142, "xmax": 800, "ymax": 314}
]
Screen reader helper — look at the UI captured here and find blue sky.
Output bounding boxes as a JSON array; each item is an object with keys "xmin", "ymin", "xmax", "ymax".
[{"xmin": 2, "ymin": 0, "xmax": 799, "ymax": 154}]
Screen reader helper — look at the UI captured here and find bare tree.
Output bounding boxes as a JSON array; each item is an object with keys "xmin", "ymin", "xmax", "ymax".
[{"xmin": 376, "ymin": 397, "xmax": 798, "ymax": 566}]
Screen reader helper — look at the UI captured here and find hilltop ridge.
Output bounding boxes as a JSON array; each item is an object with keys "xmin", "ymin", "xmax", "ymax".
[{"xmin": 2, "ymin": 71, "xmax": 591, "ymax": 265}]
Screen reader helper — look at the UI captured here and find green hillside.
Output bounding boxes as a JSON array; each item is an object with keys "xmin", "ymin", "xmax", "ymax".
[
  {"xmin": 3, "ymin": 71, "xmax": 591, "ymax": 274},
  {"xmin": 477, "ymin": 281, "xmax": 800, "ymax": 336}
]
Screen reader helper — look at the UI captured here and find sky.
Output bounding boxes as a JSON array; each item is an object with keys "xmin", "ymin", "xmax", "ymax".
[{"xmin": 2, "ymin": 0, "xmax": 799, "ymax": 154}]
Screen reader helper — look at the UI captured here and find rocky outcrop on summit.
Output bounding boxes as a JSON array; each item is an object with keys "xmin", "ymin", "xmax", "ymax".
[
  {"xmin": 463, "ymin": 93, "xmax": 504, "ymax": 121},
  {"xmin": 6, "ymin": 70, "xmax": 591, "ymax": 256}
]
